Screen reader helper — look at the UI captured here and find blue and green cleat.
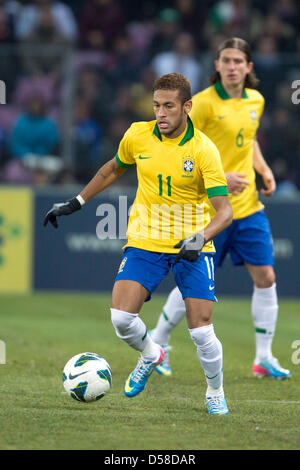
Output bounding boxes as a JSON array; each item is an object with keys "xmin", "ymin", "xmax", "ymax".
[
  {"xmin": 206, "ymin": 395, "xmax": 229, "ymax": 415},
  {"xmin": 124, "ymin": 348, "xmax": 165, "ymax": 397}
]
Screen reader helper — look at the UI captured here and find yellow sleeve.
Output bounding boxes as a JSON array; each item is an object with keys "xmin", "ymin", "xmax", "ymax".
[
  {"xmin": 258, "ymin": 94, "xmax": 265, "ymax": 121},
  {"xmin": 198, "ymin": 137, "xmax": 228, "ymax": 198},
  {"xmin": 189, "ymin": 92, "xmax": 211, "ymax": 132},
  {"xmin": 115, "ymin": 125, "xmax": 136, "ymax": 168}
]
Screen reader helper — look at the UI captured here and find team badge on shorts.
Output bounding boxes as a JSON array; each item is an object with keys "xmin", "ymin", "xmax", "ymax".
[
  {"xmin": 118, "ymin": 257, "xmax": 127, "ymax": 273},
  {"xmin": 182, "ymin": 156, "xmax": 195, "ymax": 177}
]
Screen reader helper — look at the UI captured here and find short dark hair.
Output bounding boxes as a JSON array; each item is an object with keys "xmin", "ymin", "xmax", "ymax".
[
  {"xmin": 209, "ymin": 37, "xmax": 259, "ymax": 89},
  {"xmin": 153, "ymin": 73, "xmax": 192, "ymax": 104}
]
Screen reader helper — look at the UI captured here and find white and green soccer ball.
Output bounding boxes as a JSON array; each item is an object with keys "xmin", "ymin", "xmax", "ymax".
[{"xmin": 62, "ymin": 352, "xmax": 112, "ymax": 402}]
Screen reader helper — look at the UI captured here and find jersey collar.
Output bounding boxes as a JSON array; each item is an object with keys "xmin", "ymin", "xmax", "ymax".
[
  {"xmin": 153, "ymin": 116, "xmax": 194, "ymax": 146},
  {"xmin": 214, "ymin": 80, "xmax": 249, "ymax": 99}
]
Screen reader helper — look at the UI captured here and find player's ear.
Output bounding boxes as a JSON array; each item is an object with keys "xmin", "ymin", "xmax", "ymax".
[
  {"xmin": 184, "ymin": 99, "xmax": 192, "ymax": 115},
  {"xmin": 214, "ymin": 59, "xmax": 220, "ymax": 72},
  {"xmin": 247, "ymin": 61, "xmax": 254, "ymax": 74}
]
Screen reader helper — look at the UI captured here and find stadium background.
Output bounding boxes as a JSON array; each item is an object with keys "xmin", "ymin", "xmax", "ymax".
[{"xmin": 0, "ymin": 0, "xmax": 299, "ymax": 296}]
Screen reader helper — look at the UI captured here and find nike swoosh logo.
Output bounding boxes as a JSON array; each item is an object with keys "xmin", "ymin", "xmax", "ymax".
[
  {"xmin": 209, "ymin": 285, "xmax": 214, "ymax": 291},
  {"xmin": 69, "ymin": 371, "xmax": 88, "ymax": 380},
  {"xmin": 205, "ymin": 372, "xmax": 220, "ymax": 379},
  {"xmin": 124, "ymin": 376, "xmax": 134, "ymax": 393},
  {"xmin": 218, "ymin": 115, "xmax": 227, "ymax": 120},
  {"xmin": 138, "ymin": 155, "xmax": 151, "ymax": 159}
]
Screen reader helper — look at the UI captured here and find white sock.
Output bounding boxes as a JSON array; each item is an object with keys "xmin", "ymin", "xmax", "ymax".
[
  {"xmin": 251, "ymin": 283, "xmax": 278, "ymax": 362},
  {"xmin": 110, "ymin": 308, "xmax": 161, "ymax": 362},
  {"xmin": 151, "ymin": 287, "xmax": 186, "ymax": 345},
  {"xmin": 189, "ymin": 324, "xmax": 223, "ymax": 393}
]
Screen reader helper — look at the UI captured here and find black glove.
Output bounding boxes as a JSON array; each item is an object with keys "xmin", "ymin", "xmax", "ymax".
[
  {"xmin": 43, "ymin": 197, "xmax": 82, "ymax": 228},
  {"xmin": 174, "ymin": 233, "xmax": 206, "ymax": 263}
]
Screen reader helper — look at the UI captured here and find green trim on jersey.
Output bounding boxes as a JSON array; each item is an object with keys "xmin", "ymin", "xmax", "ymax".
[
  {"xmin": 206, "ymin": 186, "xmax": 228, "ymax": 198},
  {"xmin": 214, "ymin": 81, "xmax": 249, "ymax": 100},
  {"xmin": 115, "ymin": 153, "xmax": 135, "ymax": 168},
  {"xmin": 153, "ymin": 116, "xmax": 195, "ymax": 145}
]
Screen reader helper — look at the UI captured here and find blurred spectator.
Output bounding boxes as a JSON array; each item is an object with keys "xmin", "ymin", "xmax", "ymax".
[
  {"xmin": 0, "ymin": 4, "xmax": 19, "ymax": 99},
  {"xmin": 264, "ymin": 108, "xmax": 300, "ymax": 181},
  {"xmin": 15, "ymin": 0, "xmax": 78, "ymax": 42},
  {"xmin": 109, "ymin": 85, "xmax": 141, "ymax": 124},
  {"xmin": 127, "ymin": 3, "xmax": 157, "ymax": 67},
  {"xmin": 75, "ymin": 65, "xmax": 113, "ymax": 127},
  {"xmin": 175, "ymin": 0, "xmax": 206, "ymax": 49},
  {"xmin": 99, "ymin": 113, "xmax": 137, "ymax": 186},
  {"xmin": 262, "ymin": 13, "xmax": 296, "ymax": 52},
  {"xmin": 254, "ymin": 36, "xmax": 282, "ymax": 104},
  {"xmin": 72, "ymin": 95, "xmax": 103, "ymax": 183},
  {"xmin": 4, "ymin": 93, "xmax": 61, "ymax": 185},
  {"xmin": 151, "ymin": 32, "xmax": 202, "ymax": 94},
  {"xmin": 0, "ymin": 0, "xmax": 299, "ymax": 190},
  {"xmin": 130, "ymin": 66, "xmax": 157, "ymax": 120},
  {"xmin": 79, "ymin": 0, "xmax": 126, "ymax": 51},
  {"xmin": 20, "ymin": 3, "xmax": 72, "ymax": 83},
  {"xmin": 0, "ymin": 124, "xmax": 7, "ymax": 167},
  {"xmin": 196, "ymin": 33, "xmax": 227, "ymax": 89},
  {"xmin": 0, "ymin": 2, "xmax": 15, "ymax": 41},
  {"xmin": 271, "ymin": 157, "xmax": 299, "ymax": 199},
  {"xmin": 108, "ymin": 34, "xmax": 142, "ymax": 86},
  {"xmin": 149, "ymin": 8, "xmax": 181, "ymax": 57},
  {"xmin": 273, "ymin": 0, "xmax": 300, "ymax": 30},
  {"xmin": 0, "ymin": 0, "xmax": 20, "ymax": 19},
  {"xmin": 205, "ymin": 0, "xmax": 250, "ymax": 40}
]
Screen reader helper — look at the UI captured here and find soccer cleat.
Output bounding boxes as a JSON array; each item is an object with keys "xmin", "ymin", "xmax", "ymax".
[
  {"xmin": 155, "ymin": 345, "xmax": 172, "ymax": 376},
  {"xmin": 252, "ymin": 357, "xmax": 292, "ymax": 379},
  {"xmin": 124, "ymin": 348, "xmax": 165, "ymax": 397},
  {"xmin": 206, "ymin": 395, "xmax": 229, "ymax": 415}
]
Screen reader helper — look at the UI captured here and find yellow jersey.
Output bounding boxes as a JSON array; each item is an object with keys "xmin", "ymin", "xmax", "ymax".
[
  {"xmin": 116, "ymin": 116, "xmax": 228, "ymax": 253},
  {"xmin": 190, "ymin": 81, "xmax": 265, "ymax": 219}
]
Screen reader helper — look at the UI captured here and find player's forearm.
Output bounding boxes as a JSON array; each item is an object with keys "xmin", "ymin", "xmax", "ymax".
[
  {"xmin": 80, "ymin": 158, "xmax": 126, "ymax": 202},
  {"xmin": 203, "ymin": 196, "xmax": 233, "ymax": 242},
  {"xmin": 253, "ymin": 139, "xmax": 271, "ymax": 176},
  {"xmin": 204, "ymin": 206, "xmax": 232, "ymax": 242}
]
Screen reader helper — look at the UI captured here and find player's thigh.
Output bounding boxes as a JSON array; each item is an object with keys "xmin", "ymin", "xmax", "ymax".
[
  {"xmin": 172, "ymin": 253, "xmax": 216, "ymax": 328},
  {"xmin": 114, "ymin": 247, "xmax": 170, "ymax": 310},
  {"xmin": 111, "ymin": 280, "xmax": 150, "ymax": 313},
  {"xmin": 184, "ymin": 297, "xmax": 214, "ymax": 329},
  {"xmin": 245, "ymin": 263, "xmax": 275, "ymax": 288}
]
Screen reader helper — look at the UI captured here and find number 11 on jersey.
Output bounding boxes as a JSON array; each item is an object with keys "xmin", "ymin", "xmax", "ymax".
[{"xmin": 158, "ymin": 174, "xmax": 172, "ymax": 196}]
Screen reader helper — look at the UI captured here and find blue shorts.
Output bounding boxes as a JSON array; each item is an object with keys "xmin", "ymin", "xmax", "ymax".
[
  {"xmin": 115, "ymin": 247, "xmax": 216, "ymax": 302},
  {"xmin": 214, "ymin": 210, "xmax": 274, "ymax": 267}
]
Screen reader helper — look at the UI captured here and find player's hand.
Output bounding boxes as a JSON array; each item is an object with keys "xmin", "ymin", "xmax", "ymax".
[
  {"xmin": 174, "ymin": 233, "xmax": 206, "ymax": 263},
  {"xmin": 226, "ymin": 172, "xmax": 249, "ymax": 195},
  {"xmin": 43, "ymin": 197, "xmax": 82, "ymax": 228},
  {"xmin": 260, "ymin": 168, "xmax": 276, "ymax": 197}
]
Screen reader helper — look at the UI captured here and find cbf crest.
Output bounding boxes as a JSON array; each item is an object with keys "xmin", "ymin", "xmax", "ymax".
[{"xmin": 182, "ymin": 155, "xmax": 195, "ymax": 177}]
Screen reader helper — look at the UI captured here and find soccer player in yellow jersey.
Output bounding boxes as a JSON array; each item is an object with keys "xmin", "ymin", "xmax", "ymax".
[
  {"xmin": 151, "ymin": 38, "xmax": 291, "ymax": 380},
  {"xmin": 44, "ymin": 73, "xmax": 233, "ymax": 415}
]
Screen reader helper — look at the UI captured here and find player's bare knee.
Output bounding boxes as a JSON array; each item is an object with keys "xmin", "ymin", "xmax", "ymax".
[{"xmin": 255, "ymin": 267, "xmax": 275, "ymax": 288}]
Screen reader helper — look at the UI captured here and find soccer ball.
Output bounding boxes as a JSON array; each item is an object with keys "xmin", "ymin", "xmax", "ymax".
[{"xmin": 62, "ymin": 352, "xmax": 112, "ymax": 402}]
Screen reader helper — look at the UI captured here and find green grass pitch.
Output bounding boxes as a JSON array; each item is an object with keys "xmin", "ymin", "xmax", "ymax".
[{"xmin": 0, "ymin": 292, "xmax": 299, "ymax": 450}]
